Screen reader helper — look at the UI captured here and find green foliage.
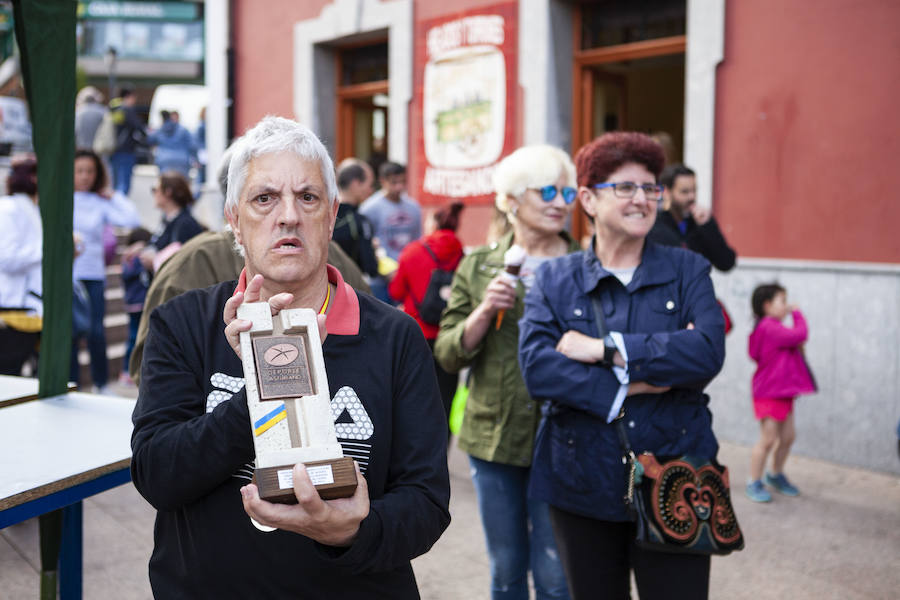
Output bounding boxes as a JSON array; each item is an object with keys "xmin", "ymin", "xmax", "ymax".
[{"xmin": 75, "ymin": 64, "xmax": 87, "ymax": 95}]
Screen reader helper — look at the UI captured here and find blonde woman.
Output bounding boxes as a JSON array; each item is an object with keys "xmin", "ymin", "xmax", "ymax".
[{"xmin": 435, "ymin": 145, "xmax": 579, "ymax": 600}]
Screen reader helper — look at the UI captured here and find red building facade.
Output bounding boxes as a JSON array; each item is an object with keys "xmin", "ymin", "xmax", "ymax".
[
  {"xmin": 228, "ymin": 0, "xmax": 900, "ymax": 263},
  {"xmin": 224, "ymin": 0, "xmax": 900, "ymax": 474},
  {"xmin": 714, "ymin": 0, "xmax": 900, "ymax": 262}
]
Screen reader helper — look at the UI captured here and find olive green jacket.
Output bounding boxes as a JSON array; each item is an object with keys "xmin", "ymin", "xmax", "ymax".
[{"xmin": 434, "ymin": 230, "xmax": 581, "ymax": 466}]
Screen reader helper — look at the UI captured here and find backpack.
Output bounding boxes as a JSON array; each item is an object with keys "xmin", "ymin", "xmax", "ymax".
[
  {"xmin": 415, "ymin": 242, "xmax": 455, "ymax": 326},
  {"xmin": 92, "ymin": 110, "xmax": 116, "ymax": 155},
  {"xmin": 72, "ymin": 279, "xmax": 91, "ymax": 338}
]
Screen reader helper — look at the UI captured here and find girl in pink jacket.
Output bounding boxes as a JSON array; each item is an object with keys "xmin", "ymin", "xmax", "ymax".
[{"xmin": 746, "ymin": 283, "xmax": 817, "ymax": 502}]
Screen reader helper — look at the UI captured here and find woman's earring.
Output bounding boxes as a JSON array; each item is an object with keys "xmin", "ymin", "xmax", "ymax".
[{"xmin": 511, "ymin": 206, "xmax": 518, "ymax": 217}]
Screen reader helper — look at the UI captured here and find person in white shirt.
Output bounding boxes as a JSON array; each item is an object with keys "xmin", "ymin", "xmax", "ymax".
[
  {"xmin": 71, "ymin": 148, "xmax": 141, "ymax": 391},
  {"xmin": 0, "ymin": 158, "xmax": 42, "ymax": 374}
]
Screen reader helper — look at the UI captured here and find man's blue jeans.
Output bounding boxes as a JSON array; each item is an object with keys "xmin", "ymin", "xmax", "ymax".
[
  {"xmin": 469, "ymin": 455, "xmax": 570, "ymax": 600},
  {"xmin": 70, "ymin": 279, "xmax": 108, "ymax": 388},
  {"xmin": 110, "ymin": 151, "xmax": 136, "ymax": 195}
]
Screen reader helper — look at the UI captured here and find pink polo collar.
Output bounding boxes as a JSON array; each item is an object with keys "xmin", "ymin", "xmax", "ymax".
[{"xmin": 233, "ymin": 265, "xmax": 360, "ymax": 335}]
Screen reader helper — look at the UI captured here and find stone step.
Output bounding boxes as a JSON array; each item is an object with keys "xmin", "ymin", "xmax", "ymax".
[
  {"xmin": 104, "ymin": 313, "xmax": 130, "ymax": 346},
  {"xmin": 77, "ymin": 341, "xmax": 127, "ymax": 387},
  {"xmin": 105, "ymin": 287, "xmax": 125, "ymax": 316},
  {"xmin": 78, "ymin": 340, "xmax": 126, "ymax": 364}
]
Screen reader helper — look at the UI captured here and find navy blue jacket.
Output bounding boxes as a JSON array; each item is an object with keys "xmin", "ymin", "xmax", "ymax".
[
  {"xmin": 518, "ymin": 241, "xmax": 725, "ymax": 521},
  {"xmin": 149, "ymin": 209, "xmax": 204, "ymax": 252},
  {"xmin": 121, "ymin": 255, "xmax": 148, "ymax": 310}
]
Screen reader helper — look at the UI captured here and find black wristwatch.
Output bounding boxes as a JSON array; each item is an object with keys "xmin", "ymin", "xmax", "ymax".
[{"xmin": 600, "ymin": 334, "xmax": 617, "ymax": 368}]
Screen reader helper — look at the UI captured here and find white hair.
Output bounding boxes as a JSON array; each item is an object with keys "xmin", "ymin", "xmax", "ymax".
[
  {"xmin": 223, "ymin": 116, "xmax": 338, "ymax": 221},
  {"xmin": 76, "ymin": 86, "xmax": 103, "ymax": 106},
  {"xmin": 491, "ymin": 145, "xmax": 576, "ymax": 215}
]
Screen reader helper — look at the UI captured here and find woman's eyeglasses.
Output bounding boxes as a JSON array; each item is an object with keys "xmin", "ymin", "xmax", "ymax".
[
  {"xmin": 593, "ymin": 182, "xmax": 663, "ymax": 201},
  {"xmin": 530, "ymin": 185, "xmax": 577, "ymax": 204}
]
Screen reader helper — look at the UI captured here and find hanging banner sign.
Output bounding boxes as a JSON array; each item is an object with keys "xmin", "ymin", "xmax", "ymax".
[
  {"xmin": 415, "ymin": 3, "xmax": 518, "ymax": 205},
  {"xmin": 78, "ymin": 1, "xmax": 199, "ymax": 21}
]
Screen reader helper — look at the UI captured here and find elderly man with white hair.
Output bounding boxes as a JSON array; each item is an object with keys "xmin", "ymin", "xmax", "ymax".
[
  {"xmin": 75, "ymin": 86, "xmax": 106, "ymax": 150},
  {"xmin": 131, "ymin": 116, "xmax": 450, "ymax": 598}
]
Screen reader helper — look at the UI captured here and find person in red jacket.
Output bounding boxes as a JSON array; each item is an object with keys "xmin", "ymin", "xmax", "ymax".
[{"xmin": 389, "ymin": 202, "xmax": 464, "ymax": 430}]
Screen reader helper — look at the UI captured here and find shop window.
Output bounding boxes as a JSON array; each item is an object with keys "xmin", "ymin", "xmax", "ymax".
[
  {"xmin": 571, "ymin": 1, "xmax": 686, "ymax": 241},
  {"xmin": 340, "ymin": 42, "xmax": 388, "ymax": 85},
  {"xmin": 76, "ymin": 0, "xmax": 204, "ymax": 62},
  {"xmin": 336, "ymin": 41, "xmax": 389, "ymax": 169},
  {"xmin": 581, "ymin": 0, "xmax": 685, "ymax": 50}
]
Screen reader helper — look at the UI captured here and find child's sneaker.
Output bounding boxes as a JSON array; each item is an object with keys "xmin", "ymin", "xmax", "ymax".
[
  {"xmin": 745, "ymin": 479, "xmax": 772, "ymax": 502},
  {"xmin": 764, "ymin": 472, "xmax": 799, "ymax": 496}
]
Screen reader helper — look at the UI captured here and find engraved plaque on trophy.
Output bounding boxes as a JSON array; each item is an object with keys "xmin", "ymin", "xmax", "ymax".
[
  {"xmin": 253, "ymin": 335, "xmax": 314, "ymax": 400},
  {"xmin": 237, "ymin": 303, "xmax": 357, "ymax": 504}
]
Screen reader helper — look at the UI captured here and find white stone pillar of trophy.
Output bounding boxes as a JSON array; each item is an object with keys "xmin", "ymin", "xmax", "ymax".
[{"xmin": 237, "ymin": 303, "xmax": 356, "ymax": 503}]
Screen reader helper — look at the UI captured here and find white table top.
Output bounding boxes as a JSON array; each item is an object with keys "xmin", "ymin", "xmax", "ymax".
[
  {"xmin": 0, "ymin": 375, "xmax": 78, "ymax": 409},
  {"xmin": 0, "ymin": 392, "xmax": 136, "ymax": 509},
  {"xmin": 0, "ymin": 374, "xmax": 39, "ymax": 404}
]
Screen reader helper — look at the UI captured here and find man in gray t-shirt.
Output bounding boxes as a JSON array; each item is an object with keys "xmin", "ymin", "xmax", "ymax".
[
  {"xmin": 359, "ymin": 162, "xmax": 422, "ymax": 262},
  {"xmin": 75, "ymin": 87, "xmax": 107, "ymax": 150}
]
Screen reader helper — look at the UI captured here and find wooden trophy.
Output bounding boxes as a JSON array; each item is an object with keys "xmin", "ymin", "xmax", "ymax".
[{"xmin": 237, "ymin": 303, "xmax": 357, "ymax": 503}]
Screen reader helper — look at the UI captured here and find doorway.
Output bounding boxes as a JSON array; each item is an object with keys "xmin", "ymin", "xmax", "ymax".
[
  {"xmin": 336, "ymin": 40, "xmax": 389, "ymax": 176},
  {"xmin": 586, "ymin": 53, "xmax": 684, "ymax": 159},
  {"xmin": 571, "ymin": 1, "xmax": 686, "ymax": 241}
]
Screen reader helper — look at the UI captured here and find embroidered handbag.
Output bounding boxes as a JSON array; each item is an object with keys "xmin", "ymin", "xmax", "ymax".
[
  {"xmin": 589, "ymin": 294, "xmax": 744, "ymax": 555},
  {"xmin": 615, "ymin": 416, "xmax": 745, "ymax": 555}
]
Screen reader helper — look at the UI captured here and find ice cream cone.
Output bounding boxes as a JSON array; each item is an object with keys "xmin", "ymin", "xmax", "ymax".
[{"xmin": 494, "ymin": 245, "xmax": 526, "ymax": 330}]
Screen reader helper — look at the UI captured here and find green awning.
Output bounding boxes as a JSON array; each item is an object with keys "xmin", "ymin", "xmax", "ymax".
[{"xmin": 13, "ymin": 0, "xmax": 76, "ymax": 399}]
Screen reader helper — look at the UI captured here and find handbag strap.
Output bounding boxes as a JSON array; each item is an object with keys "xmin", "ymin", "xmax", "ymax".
[
  {"xmin": 615, "ymin": 414, "xmax": 637, "ymax": 510},
  {"xmin": 590, "ymin": 293, "xmax": 632, "ymax": 449},
  {"xmin": 419, "ymin": 241, "xmax": 440, "ymax": 268},
  {"xmin": 592, "ymin": 293, "xmax": 638, "ymax": 509},
  {"xmin": 589, "ymin": 295, "xmax": 608, "ymax": 339}
]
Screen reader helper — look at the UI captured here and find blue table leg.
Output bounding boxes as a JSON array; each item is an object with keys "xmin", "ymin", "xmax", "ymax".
[
  {"xmin": 59, "ymin": 501, "xmax": 83, "ymax": 599},
  {"xmin": 38, "ymin": 510, "xmax": 62, "ymax": 600}
]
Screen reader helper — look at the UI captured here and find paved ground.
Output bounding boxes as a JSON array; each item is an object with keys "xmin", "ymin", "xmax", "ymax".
[{"xmin": 2, "ymin": 385, "xmax": 898, "ymax": 599}]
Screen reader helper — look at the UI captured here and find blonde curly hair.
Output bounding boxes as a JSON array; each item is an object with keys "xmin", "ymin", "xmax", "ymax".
[{"xmin": 491, "ymin": 145, "xmax": 576, "ymax": 218}]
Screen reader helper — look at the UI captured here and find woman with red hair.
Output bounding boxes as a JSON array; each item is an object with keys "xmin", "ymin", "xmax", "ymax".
[{"xmin": 519, "ymin": 132, "xmax": 727, "ymax": 599}]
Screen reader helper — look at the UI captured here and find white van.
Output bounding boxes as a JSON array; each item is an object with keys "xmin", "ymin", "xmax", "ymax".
[
  {"xmin": 148, "ymin": 84, "xmax": 208, "ymax": 134},
  {"xmin": 0, "ymin": 96, "xmax": 33, "ymax": 156}
]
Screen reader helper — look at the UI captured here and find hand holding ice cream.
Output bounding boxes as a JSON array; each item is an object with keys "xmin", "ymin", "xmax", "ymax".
[{"xmin": 495, "ymin": 245, "xmax": 526, "ymax": 330}]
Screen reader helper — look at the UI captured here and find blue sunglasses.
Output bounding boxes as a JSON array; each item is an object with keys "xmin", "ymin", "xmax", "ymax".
[{"xmin": 531, "ymin": 185, "xmax": 577, "ymax": 204}]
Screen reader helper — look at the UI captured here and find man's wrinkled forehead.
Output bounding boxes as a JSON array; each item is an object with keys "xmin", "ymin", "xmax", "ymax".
[{"xmin": 240, "ymin": 151, "xmax": 326, "ymax": 200}]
